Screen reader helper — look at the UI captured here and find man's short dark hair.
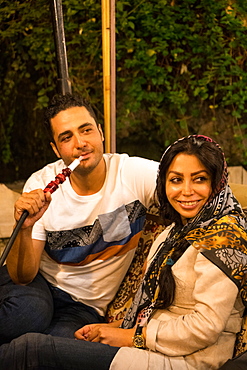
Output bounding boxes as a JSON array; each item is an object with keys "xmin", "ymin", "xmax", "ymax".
[{"xmin": 44, "ymin": 93, "xmax": 98, "ymax": 142}]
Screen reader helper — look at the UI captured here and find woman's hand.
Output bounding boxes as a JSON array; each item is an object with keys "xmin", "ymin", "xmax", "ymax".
[{"xmin": 74, "ymin": 324, "xmax": 136, "ymax": 347}]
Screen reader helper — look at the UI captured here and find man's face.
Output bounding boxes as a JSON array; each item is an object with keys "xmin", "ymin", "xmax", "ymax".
[{"xmin": 50, "ymin": 106, "xmax": 105, "ymax": 176}]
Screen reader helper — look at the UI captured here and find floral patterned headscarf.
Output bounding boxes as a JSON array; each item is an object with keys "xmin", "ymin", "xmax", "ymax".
[{"xmin": 122, "ymin": 135, "xmax": 247, "ymax": 329}]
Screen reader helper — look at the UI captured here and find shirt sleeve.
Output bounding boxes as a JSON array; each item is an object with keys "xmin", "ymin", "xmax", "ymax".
[
  {"xmin": 146, "ymin": 252, "xmax": 240, "ymax": 356},
  {"xmin": 121, "ymin": 157, "xmax": 159, "ymax": 208}
]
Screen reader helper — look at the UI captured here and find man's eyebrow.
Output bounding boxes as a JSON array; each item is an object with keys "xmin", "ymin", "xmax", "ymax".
[
  {"xmin": 57, "ymin": 123, "xmax": 94, "ymax": 140},
  {"xmin": 58, "ymin": 130, "xmax": 71, "ymax": 141},
  {"xmin": 77, "ymin": 122, "xmax": 94, "ymax": 130}
]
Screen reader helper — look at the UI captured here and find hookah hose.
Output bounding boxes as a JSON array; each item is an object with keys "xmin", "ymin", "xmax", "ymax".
[{"xmin": 0, "ymin": 157, "xmax": 83, "ymax": 266}]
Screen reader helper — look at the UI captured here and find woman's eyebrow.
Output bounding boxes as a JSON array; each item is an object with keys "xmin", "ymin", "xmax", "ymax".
[
  {"xmin": 191, "ymin": 170, "xmax": 210, "ymax": 176},
  {"xmin": 168, "ymin": 170, "xmax": 209, "ymax": 176}
]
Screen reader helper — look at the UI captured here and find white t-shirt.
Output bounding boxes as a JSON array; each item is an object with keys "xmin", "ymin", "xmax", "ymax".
[{"xmin": 23, "ymin": 153, "xmax": 159, "ymax": 316}]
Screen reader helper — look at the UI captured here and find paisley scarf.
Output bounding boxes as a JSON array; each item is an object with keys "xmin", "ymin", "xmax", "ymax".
[{"xmin": 122, "ymin": 135, "xmax": 247, "ymax": 329}]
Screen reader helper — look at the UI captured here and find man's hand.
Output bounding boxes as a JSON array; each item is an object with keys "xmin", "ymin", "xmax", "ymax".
[
  {"xmin": 74, "ymin": 324, "xmax": 135, "ymax": 347},
  {"xmin": 14, "ymin": 189, "xmax": 52, "ymax": 228}
]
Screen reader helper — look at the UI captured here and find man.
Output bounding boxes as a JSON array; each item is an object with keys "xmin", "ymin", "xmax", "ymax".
[{"xmin": 0, "ymin": 93, "xmax": 159, "ymax": 344}]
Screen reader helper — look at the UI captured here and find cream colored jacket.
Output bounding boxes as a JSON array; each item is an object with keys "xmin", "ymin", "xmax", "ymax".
[{"xmin": 110, "ymin": 228, "xmax": 244, "ymax": 370}]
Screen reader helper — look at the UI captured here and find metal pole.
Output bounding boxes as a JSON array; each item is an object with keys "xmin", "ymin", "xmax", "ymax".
[{"xmin": 50, "ymin": 0, "xmax": 71, "ymax": 94}]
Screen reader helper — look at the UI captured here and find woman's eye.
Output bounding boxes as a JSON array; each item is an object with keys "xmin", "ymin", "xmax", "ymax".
[
  {"xmin": 195, "ymin": 176, "xmax": 208, "ymax": 182},
  {"xmin": 170, "ymin": 177, "xmax": 182, "ymax": 183}
]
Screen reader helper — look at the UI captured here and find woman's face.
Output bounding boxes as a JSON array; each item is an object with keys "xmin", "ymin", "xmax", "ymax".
[{"xmin": 165, "ymin": 153, "xmax": 212, "ymax": 224}]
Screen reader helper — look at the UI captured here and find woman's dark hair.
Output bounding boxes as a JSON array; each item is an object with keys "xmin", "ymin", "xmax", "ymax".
[
  {"xmin": 155, "ymin": 136, "xmax": 225, "ymax": 309},
  {"xmin": 44, "ymin": 93, "xmax": 98, "ymax": 143}
]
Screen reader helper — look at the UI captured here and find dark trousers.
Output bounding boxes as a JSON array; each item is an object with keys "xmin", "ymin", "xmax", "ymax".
[
  {"xmin": 0, "ymin": 265, "xmax": 105, "ymax": 344},
  {"xmin": 218, "ymin": 350, "xmax": 247, "ymax": 369},
  {"xmin": 0, "ymin": 332, "xmax": 120, "ymax": 370}
]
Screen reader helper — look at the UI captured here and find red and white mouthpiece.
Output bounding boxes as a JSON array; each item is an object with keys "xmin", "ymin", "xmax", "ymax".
[{"xmin": 68, "ymin": 155, "xmax": 84, "ymax": 171}]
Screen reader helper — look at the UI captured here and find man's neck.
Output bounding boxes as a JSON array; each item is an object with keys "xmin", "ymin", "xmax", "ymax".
[{"xmin": 69, "ymin": 159, "xmax": 106, "ymax": 196}]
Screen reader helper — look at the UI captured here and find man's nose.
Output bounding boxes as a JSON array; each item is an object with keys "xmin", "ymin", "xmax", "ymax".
[{"xmin": 74, "ymin": 134, "xmax": 86, "ymax": 148}]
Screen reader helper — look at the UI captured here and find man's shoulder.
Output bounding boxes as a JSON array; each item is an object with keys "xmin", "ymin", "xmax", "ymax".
[
  {"xmin": 103, "ymin": 154, "xmax": 159, "ymax": 194},
  {"xmin": 104, "ymin": 153, "xmax": 159, "ymax": 169},
  {"xmin": 23, "ymin": 159, "xmax": 65, "ymax": 191},
  {"xmin": 30, "ymin": 159, "xmax": 65, "ymax": 178}
]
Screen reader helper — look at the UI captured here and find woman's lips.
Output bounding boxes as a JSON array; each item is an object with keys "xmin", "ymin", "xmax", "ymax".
[{"xmin": 177, "ymin": 200, "xmax": 201, "ymax": 209}]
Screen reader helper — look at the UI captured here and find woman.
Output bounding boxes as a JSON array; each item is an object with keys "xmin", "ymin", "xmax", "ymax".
[{"xmin": 1, "ymin": 135, "xmax": 247, "ymax": 370}]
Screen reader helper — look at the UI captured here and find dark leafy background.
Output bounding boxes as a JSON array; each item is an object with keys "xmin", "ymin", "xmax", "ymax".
[{"xmin": 1, "ymin": 0, "xmax": 247, "ymax": 182}]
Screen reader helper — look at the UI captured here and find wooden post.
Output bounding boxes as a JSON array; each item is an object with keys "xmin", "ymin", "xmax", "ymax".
[
  {"xmin": 102, "ymin": 0, "xmax": 116, "ymax": 153},
  {"xmin": 110, "ymin": 0, "xmax": 116, "ymax": 152}
]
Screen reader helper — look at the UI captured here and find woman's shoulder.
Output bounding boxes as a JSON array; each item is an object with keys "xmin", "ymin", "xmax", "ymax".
[
  {"xmin": 146, "ymin": 224, "xmax": 174, "ymax": 265},
  {"xmin": 214, "ymin": 214, "xmax": 247, "ymax": 236}
]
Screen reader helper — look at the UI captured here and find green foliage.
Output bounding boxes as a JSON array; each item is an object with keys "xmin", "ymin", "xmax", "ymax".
[
  {"xmin": 0, "ymin": 0, "xmax": 56, "ymax": 177},
  {"xmin": 1, "ymin": 0, "xmax": 247, "ymax": 181},
  {"xmin": 115, "ymin": 0, "xmax": 247, "ymax": 160},
  {"xmin": 0, "ymin": 0, "xmax": 103, "ymax": 180}
]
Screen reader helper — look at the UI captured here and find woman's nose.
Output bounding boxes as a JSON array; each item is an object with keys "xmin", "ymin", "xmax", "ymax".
[{"xmin": 181, "ymin": 181, "xmax": 194, "ymax": 195}]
